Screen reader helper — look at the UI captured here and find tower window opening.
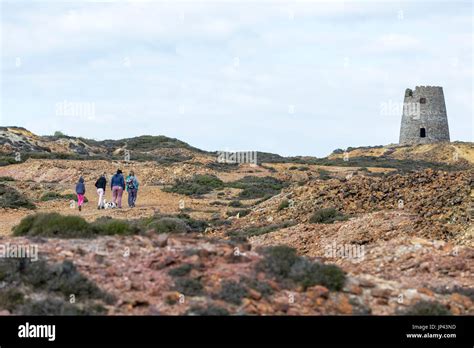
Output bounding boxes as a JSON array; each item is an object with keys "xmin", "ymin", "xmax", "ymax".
[
  {"xmin": 420, "ymin": 97, "xmax": 426, "ymax": 104},
  {"xmin": 420, "ymin": 128, "xmax": 426, "ymax": 138}
]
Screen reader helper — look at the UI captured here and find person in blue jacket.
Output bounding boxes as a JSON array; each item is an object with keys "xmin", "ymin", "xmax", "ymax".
[{"xmin": 110, "ymin": 169, "xmax": 125, "ymax": 208}]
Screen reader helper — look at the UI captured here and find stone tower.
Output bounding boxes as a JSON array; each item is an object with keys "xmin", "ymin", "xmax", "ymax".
[{"xmin": 399, "ymin": 86, "xmax": 450, "ymax": 145}]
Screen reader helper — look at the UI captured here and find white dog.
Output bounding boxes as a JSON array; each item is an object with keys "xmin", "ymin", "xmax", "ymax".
[{"xmin": 103, "ymin": 199, "xmax": 116, "ymax": 209}]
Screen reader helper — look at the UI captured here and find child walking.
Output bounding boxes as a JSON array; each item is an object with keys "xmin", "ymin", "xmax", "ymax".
[{"xmin": 75, "ymin": 176, "xmax": 86, "ymax": 211}]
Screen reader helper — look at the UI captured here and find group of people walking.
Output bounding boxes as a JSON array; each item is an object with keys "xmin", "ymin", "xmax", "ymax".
[{"xmin": 75, "ymin": 169, "xmax": 139, "ymax": 211}]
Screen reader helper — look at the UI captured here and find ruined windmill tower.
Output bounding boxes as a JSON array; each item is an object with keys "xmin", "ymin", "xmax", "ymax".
[{"xmin": 399, "ymin": 86, "xmax": 450, "ymax": 145}]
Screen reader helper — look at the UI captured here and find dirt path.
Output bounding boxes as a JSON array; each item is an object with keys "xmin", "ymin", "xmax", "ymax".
[{"xmin": 0, "ymin": 185, "xmax": 187, "ymax": 236}]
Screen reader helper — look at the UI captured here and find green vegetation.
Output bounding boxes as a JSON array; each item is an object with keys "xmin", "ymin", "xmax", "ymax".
[
  {"xmin": 12, "ymin": 213, "xmax": 136, "ymax": 238},
  {"xmin": 14, "ymin": 213, "xmax": 92, "ymax": 238},
  {"xmin": 174, "ymin": 277, "xmax": 204, "ymax": 296},
  {"xmin": 53, "ymin": 131, "xmax": 68, "ymax": 138},
  {"xmin": 0, "ymin": 183, "xmax": 36, "ymax": 209},
  {"xmin": 278, "ymin": 199, "xmax": 290, "ymax": 211},
  {"xmin": 309, "ymin": 208, "xmax": 348, "ymax": 224},
  {"xmin": 0, "ymin": 176, "xmax": 15, "ymax": 181},
  {"xmin": 156, "ymin": 154, "xmax": 192, "ymax": 165},
  {"xmin": 256, "ymin": 245, "xmax": 346, "ymax": 291},
  {"xmin": 168, "ymin": 264, "xmax": 193, "ymax": 277},
  {"xmin": 0, "ymin": 156, "xmax": 19, "ymax": 167},
  {"xmin": 147, "ymin": 217, "xmax": 189, "ymax": 234},
  {"xmin": 20, "ymin": 298, "xmax": 106, "ymax": 315},
  {"xmin": 186, "ymin": 305, "xmax": 229, "ymax": 316},
  {"xmin": 0, "ymin": 258, "xmax": 113, "ymax": 315},
  {"xmin": 432, "ymin": 286, "xmax": 474, "ymax": 301},
  {"xmin": 40, "ymin": 192, "xmax": 88, "ymax": 202},
  {"xmin": 226, "ymin": 208, "xmax": 251, "ymax": 218},
  {"xmin": 240, "ymin": 277, "xmax": 274, "ymax": 298},
  {"xmin": 174, "ymin": 213, "xmax": 208, "ymax": 232},
  {"xmin": 13, "ymin": 212, "xmax": 207, "ymax": 238},
  {"xmin": 228, "ymin": 200, "xmax": 243, "ymax": 208},
  {"xmin": 227, "ymin": 176, "xmax": 287, "ymax": 199},
  {"xmin": 217, "ymin": 280, "xmax": 248, "ymax": 305},
  {"xmin": 317, "ymin": 169, "xmax": 332, "ymax": 180},
  {"xmin": 404, "ymin": 301, "xmax": 451, "ymax": 316},
  {"xmin": 142, "ymin": 213, "xmax": 208, "ymax": 234},
  {"xmin": 206, "ymin": 162, "xmax": 239, "ymax": 172},
  {"xmin": 97, "ymin": 135, "xmax": 204, "ymax": 153},
  {"xmin": 289, "ymin": 258, "xmax": 346, "ymax": 291},
  {"xmin": 146, "ymin": 174, "xmax": 288, "ymax": 201},
  {"xmin": 226, "ymin": 221, "xmax": 295, "ymax": 239},
  {"xmin": 164, "ymin": 174, "xmax": 224, "ymax": 196},
  {"xmin": 92, "ymin": 216, "xmax": 139, "ymax": 236},
  {"xmin": 0, "ymin": 288, "xmax": 25, "ymax": 311}
]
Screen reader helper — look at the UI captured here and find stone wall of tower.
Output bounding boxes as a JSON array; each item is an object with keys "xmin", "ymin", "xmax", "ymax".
[{"xmin": 399, "ymin": 86, "xmax": 450, "ymax": 145}]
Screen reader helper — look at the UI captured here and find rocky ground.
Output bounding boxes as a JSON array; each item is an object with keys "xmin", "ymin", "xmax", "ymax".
[{"xmin": 0, "ymin": 128, "xmax": 472, "ymax": 316}]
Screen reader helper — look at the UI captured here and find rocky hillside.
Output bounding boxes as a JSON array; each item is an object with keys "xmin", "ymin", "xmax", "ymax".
[
  {"xmin": 0, "ymin": 127, "xmax": 472, "ymax": 316},
  {"xmin": 236, "ymin": 169, "xmax": 472, "ymax": 242},
  {"xmin": 0, "ymin": 127, "xmax": 208, "ymax": 163},
  {"xmin": 329, "ymin": 142, "xmax": 474, "ymax": 166}
]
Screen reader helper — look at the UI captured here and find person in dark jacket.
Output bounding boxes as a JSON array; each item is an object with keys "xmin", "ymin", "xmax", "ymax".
[
  {"xmin": 75, "ymin": 176, "xmax": 86, "ymax": 212},
  {"xmin": 94, "ymin": 173, "xmax": 107, "ymax": 210},
  {"xmin": 110, "ymin": 169, "xmax": 125, "ymax": 208}
]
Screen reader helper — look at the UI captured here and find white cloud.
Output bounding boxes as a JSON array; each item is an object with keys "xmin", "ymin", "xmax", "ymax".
[{"xmin": 1, "ymin": 0, "xmax": 472, "ymax": 156}]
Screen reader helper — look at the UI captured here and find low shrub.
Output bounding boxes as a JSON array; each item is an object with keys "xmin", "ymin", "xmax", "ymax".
[
  {"xmin": 174, "ymin": 277, "xmax": 204, "ymax": 296},
  {"xmin": 19, "ymin": 298, "xmax": 106, "ymax": 315},
  {"xmin": 168, "ymin": 264, "xmax": 193, "ymax": 277},
  {"xmin": 404, "ymin": 301, "xmax": 451, "ymax": 316},
  {"xmin": 156, "ymin": 154, "xmax": 192, "ymax": 165},
  {"xmin": 175, "ymin": 213, "xmax": 208, "ymax": 232},
  {"xmin": 164, "ymin": 175, "xmax": 224, "ymax": 196},
  {"xmin": 0, "ymin": 258, "xmax": 113, "ymax": 315},
  {"xmin": 309, "ymin": 208, "xmax": 348, "ymax": 224},
  {"xmin": 0, "ymin": 289, "xmax": 25, "ymax": 311},
  {"xmin": 226, "ymin": 209, "xmax": 251, "ymax": 218},
  {"xmin": 92, "ymin": 217, "xmax": 139, "ymax": 235},
  {"xmin": 0, "ymin": 156, "xmax": 18, "ymax": 167},
  {"xmin": 0, "ymin": 184, "xmax": 35, "ymax": 209},
  {"xmin": 185, "ymin": 305, "xmax": 229, "ymax": 316},
  {"xmin": 19, "ymin": 260, "xmax": 111, "ymax": 301},
  {"xmin": 256, "ymin": 245, "xmax": 300, "ymax": 279},
  {"xmin": 40, "ymin": 192, "xmax": 88, "ymax": 202},
  {"xmin": 241, "ymin": 277, "xmax": 274, "ymax": 298},
  {"xmin": 278, "ymin": 199, "xmax": 290, "ymax": 211},
  {"xmin": 256, "ymin": 245, "xmax": 346, "ymax": 291},
  {"xmin": 13, "ymin": 213, "xmax": 90, "ymax": 238},
  {"xmin": 226, "ymin": 221, "xmax": 295, "ymax": 239},
  {"xmin": 431, "ymin": 286, "xmax": 474, "ymax": 301},
  {"xmin": 147, "ymin": 217, "xmax": 189, "ymax": 234},
  {"xmin": 13, "ymin": 213, "xmax": 137, "ymax": 238},
  {"xmin": 289, "ymin": 258, "xmax": 346, "ymax": 291},
  {"xmin": 228, "ymin": 200, "xmax": 243, "ymax": 208},
  {"xmin": 217, "ymin": 280, "xmax": 248, "ymax": 305},
  {"xmin": 317, "ymin": 169, "xmax": 332, "ymax": 180},
  {"xmin": 227, "ymin": 176, "xmax": 287, "ymax": 199}
]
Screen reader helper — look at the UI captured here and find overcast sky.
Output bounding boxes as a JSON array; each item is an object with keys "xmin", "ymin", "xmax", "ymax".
[{"xmin": 1, "ymin": 0, "xmax": 472, "ymax": 156}]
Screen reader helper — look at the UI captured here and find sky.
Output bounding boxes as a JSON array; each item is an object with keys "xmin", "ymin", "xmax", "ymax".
[{"xmin": 0, "ymin": 0, "xmax": 472, "ymax": 157}]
